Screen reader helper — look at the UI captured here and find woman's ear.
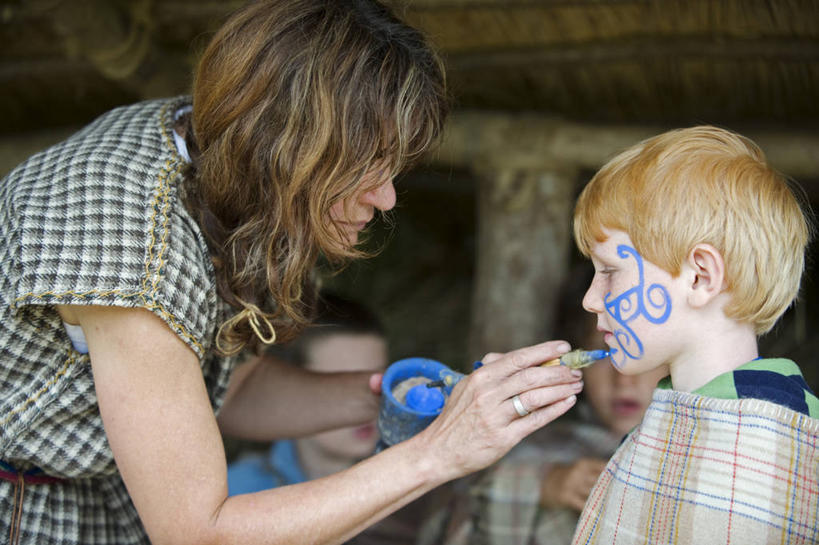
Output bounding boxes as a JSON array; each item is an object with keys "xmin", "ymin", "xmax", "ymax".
[{"xmin": 686, "ymin": 244, "xmax": 726, "ymax": 307}]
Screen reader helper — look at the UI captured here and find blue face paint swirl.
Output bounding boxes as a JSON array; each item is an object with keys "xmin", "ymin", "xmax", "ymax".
[{"xmin": 604, "ymin": 245, "xmax": 672, "ymax": 368}]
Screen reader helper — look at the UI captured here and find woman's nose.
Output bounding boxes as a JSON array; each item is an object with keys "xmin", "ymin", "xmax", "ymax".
[{"xmin": 361, "ymin": 179, "xmax": 396, "ymax": 211}]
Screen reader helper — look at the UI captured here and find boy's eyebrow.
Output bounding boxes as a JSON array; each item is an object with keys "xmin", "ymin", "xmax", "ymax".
[
  {"xmin": 590, "ymin": 250, "xmax": 613, "ymax": 263},
  {"xmin": 591, "ymin": 252, "xmax": 623, "ymax": 270}
]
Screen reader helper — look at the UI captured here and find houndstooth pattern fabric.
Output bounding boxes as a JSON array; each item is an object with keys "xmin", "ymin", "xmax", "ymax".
[{"xmin": 0, "ymin": 97, "xmax": 239, "ymax": 543}]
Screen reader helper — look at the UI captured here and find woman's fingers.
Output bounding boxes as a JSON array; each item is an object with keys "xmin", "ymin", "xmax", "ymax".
[
  {"xmin": 468, "ymin": 340, "xmax": 583, "ymax": 424},
  {"xmin": 472, "ymin": 341, "xmax": 582, "ymax": 410},
  {"xmin": 503, "ymin": 376, "xmax": 583, "ymax": 420},
  {"xmin": 478, "ymin": 340, "xmax": 572, "ymax": 380},
  {"xmin": 494, "ymin": 365, "xmax": 582, "ymax": 405},
  {"xmin": 505, "ymin": 391, "xmax": 578, "ymax": 437}
]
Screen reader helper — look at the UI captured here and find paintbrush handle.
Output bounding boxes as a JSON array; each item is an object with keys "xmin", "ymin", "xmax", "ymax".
[
  {"xmin": 540, "ymin": 349, "xmax": 610, "ymax": 369},
  {"xmin": 541, "ymin": 357, "xmax": 562, "ymax": 367}
]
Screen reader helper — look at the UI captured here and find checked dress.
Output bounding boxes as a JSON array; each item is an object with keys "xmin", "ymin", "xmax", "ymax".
[{"xmin": 0, "ymin": 97, "xmax": 239, "ymax": 544}]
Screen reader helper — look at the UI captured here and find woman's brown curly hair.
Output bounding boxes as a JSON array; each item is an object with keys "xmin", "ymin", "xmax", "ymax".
[{"xmin": 185, "ymin": 0, "xmax": 448, "ymax": 355}]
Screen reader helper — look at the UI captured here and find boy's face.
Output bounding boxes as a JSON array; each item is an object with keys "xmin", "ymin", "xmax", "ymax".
[
  {"xmin": 577, "ymin": 316, "xmax": 668, "ymax": 436},
  {"xmin": 303, "ymin": 332, "xmax": 388, "ymax": 459},
  {"xmin": 583, "ymin": 229, "xmax": 687, "ymax": 375}
]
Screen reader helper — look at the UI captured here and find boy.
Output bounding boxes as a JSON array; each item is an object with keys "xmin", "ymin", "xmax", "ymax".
[
  {"xmin": 571, "ymin": 126, "xmax": 819, "ymax": 544},
  {"xmin": 226, "ymin": 292, "xmax": 388, "ymax": 495}
]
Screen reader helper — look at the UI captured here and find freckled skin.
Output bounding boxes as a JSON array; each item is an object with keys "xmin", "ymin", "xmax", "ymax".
[
  {"xmin": 602, "ymin": 245, "xmax": 672, "ymax": 368},
  {"xmin": 584, "ymin": 230, "xmax": 687, "ymax": 377}
]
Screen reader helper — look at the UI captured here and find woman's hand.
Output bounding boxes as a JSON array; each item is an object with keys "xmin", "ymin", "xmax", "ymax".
[
  {"xmin": 369, "ymin": 372, "xmax": 384, "ymax": 395},
  {"xmin": 540, "ymin": 457, "xmax": 608, "ymax": 512},
  {"xmin": 413, "ymin": 341, "xmax": 584, "ymax": 482}
]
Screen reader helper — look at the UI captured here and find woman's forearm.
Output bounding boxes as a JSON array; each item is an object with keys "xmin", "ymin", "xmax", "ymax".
[
  {"xmin": 82, "ymin": 304, "xmax": 581, "ymax": 545},
  {"xmin": 214, "ymin": 433, "xmax": 443, "ymax": 544}
]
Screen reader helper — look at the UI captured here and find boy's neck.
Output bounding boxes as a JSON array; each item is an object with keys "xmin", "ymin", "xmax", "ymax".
[{"xmin": 668, "ymin": 320, "xmax": 759, "ymax": 393}]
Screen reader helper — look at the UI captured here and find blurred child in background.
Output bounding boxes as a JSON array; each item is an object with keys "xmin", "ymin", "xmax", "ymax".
[
  {"xmin": 228, "ymin": 292, "xmax": 424, "ymax": 544},
  {"xmin": 227, "ymin": 292, "xmax": 387, "ymax": 494}
]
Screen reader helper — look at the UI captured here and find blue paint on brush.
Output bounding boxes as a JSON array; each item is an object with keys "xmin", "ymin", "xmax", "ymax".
[{"xmin": 585, "ymin": 349, "xmax": 610, "ymax": 361}]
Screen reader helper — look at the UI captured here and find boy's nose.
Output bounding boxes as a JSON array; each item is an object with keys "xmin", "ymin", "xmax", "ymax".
[
  {"xmin": 360, "ymin": 179, "xmax": 396, "ymax": 212},
  {"xmin": 582, "ymin": 283, "xmax": 604, "ymax": 314}
]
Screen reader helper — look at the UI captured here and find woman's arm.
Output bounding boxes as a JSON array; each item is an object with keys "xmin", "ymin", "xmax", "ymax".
[
  {"xmin": 217, "ymin": 354, "xmax": 380, "ymax": 440},
  {"xmin": 71, "ymin": 304, "xmax": 582, "ymax": 545}
]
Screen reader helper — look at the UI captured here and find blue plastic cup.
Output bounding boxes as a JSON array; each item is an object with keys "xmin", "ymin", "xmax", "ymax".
[{"xmin": 376, "ymin": 357, "xmax": 460, "ymax": 449}]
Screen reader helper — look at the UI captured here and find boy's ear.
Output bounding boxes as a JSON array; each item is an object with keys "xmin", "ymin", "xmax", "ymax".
[{"xmin": 686, "ymin": 244, "xmax": 726, "ymax": 307}]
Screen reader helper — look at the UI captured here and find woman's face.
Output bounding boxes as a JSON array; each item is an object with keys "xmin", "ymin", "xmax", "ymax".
[{"xmin": 328, "ymin": 165, "xmax": 396, "ymax": 247}]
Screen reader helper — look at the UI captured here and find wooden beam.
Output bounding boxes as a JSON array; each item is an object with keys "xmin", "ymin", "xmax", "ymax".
[
  {"xmin": 431, "ymin": 112, "xmax": 819, "ymax": 359},
  {"xmin": 430, "ymin": 111, "xmax": 819, "ymax": 180}
]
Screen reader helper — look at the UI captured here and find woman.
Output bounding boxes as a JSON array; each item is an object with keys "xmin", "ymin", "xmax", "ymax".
[{"xmin": 0, "ymin": 1, "xmax": 583, "ymax": 543}]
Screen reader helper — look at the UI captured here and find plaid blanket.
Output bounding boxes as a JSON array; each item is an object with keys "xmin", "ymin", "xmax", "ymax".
[
  {"xmin": 469, "ymin": 407, "xmax": 622, "ymax": 545},
  {"xmin": 415, "ymin": 404, "xmax": 622, "ymax": 545},
  {"xmin": 573, "ymin": 369, "xmax": 819, "ymax": 544}
]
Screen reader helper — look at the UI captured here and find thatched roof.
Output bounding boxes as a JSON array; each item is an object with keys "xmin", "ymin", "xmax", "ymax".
[
  {"xmin": 398, "ymin": 0, "xmax": 819, "ymax": 124},
  {"xmin": 2, "ymin": 1, "xmax": 818, "ymax": 377},
  {"xmin": 2, "ymin": 0, "xmax": 819, "ymax": 135}
]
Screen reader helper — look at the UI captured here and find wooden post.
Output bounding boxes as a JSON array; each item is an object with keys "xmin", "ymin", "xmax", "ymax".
[{"xmin": 469, "ymin": 164, "xmax": 577, "ymax": 359}]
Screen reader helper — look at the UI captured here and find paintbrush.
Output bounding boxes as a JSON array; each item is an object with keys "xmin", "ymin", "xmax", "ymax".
[{"xmin": 540, "ymin": 348, "xmax": 610, "ymax": 369}]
